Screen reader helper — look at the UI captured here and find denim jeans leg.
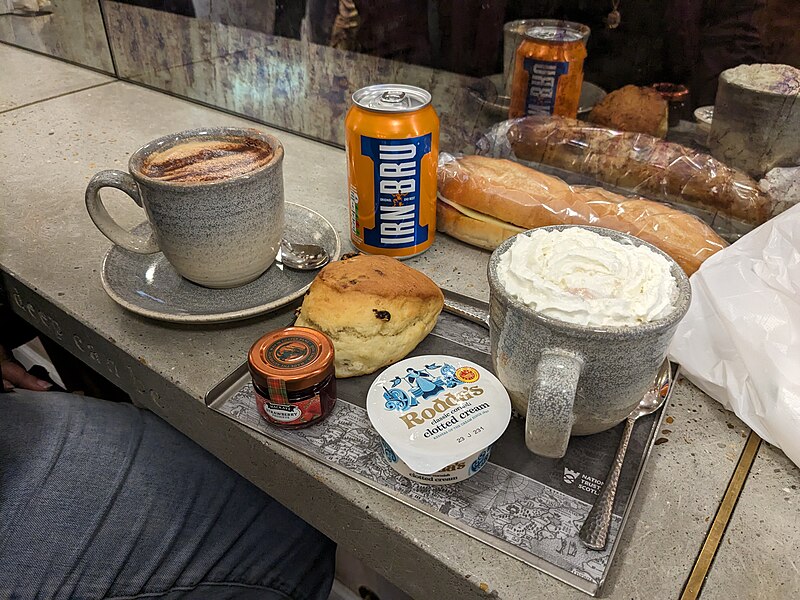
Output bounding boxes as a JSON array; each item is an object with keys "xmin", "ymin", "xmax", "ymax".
[{"xmin": 0, "ymin": 390, "xmax": 335, "ymax": 600}]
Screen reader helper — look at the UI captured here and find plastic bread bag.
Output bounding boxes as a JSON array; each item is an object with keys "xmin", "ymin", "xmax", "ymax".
[
  {"xmin": 760, "ymin": 166, "xmax": 800, "ymax": 215},
  {"xmin": 668, "ymin": 204, "xmax": 800, "ymax": 468},
  {"xmin": 475, "ymin": 115, "xmax": 777, "ymax": 233},
  {"xmin": 436, "ymin": 152, "xmax": 727, "ymax": 276}
]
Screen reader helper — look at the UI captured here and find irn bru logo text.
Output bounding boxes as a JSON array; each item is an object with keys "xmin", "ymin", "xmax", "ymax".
[
  {"xmin": 523, "ymin": 58, "xmax": 569, "ymax": 115},
  {"xmin": 361, "ymin": 134, "xmax": 431, "ymax": 249},
  {"xmin": 378, "ymin": 144, "xmax": 417, "ymax": 196}
]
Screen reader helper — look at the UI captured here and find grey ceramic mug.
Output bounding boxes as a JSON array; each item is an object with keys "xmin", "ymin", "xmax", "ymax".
[
  {"xmin": 85, "ymin": 127, "xmax": 284, "ymax": 288},
  {"xmin": 488, "ymin": 225, "xmax": 691, "ymax": 458}
]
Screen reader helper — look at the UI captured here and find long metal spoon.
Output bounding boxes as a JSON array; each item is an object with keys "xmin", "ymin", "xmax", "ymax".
[
  {"xmin": 579, "ymin": 360, "xmax": 672, "ymax": 550},
  {"xmin": 276, "ymin": 239, "xmax": 330, "ymax": 270}
]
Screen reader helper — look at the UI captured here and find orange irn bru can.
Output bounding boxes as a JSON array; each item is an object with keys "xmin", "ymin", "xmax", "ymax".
[
  {"xmin": 345, "ymin": 84, "xmax": 439, "ymax": 258},
  {"xmin": 508, "ymin": 20, "xmax": 590, "ymax": 119}
]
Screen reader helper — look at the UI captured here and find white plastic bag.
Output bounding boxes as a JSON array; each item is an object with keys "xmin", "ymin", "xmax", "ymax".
[{"xmin": 668, "ymin": 203, "xmax": 800, "ymax": 468}]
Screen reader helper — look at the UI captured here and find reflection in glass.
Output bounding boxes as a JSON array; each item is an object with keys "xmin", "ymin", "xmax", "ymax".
[
  {"xmin": 112, "ymin": 0, "xmax": 795, "ymax": 108},
  {"xmin": 104, "ymin": 0, "xmax": 797, "ymax": 149},
  {"xmin": 0, "ymin": 0, "xmax": 114, "ymax": 72}
]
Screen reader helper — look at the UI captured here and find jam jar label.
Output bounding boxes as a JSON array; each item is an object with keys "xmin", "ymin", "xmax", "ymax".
[
  {"xmin": 255, "ymin": 388, "xmax": 323, "ymax": 426},
  {"xmin": 263, "ymin": 403, "xmax": 303, "ymax": 423}
]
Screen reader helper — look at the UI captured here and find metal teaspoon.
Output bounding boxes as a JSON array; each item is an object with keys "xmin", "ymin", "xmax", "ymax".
[
  {"xmin": 579, "ymin": 360, "xmax": 673, "ymax": 550},
  {"xmin": 276, "ymin": 239, "xmax": 330, "ymax": 270}
]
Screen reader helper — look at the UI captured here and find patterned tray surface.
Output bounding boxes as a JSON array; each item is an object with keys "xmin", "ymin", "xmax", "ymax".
[{"xmin": 207, "ymin": 310, "xmax": 669, "ymax": 596}]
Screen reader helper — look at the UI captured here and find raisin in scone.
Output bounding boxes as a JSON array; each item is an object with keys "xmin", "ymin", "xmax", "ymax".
[{"xmin": 295, "ymin": 255, "xmax": 444, "ymax": 378}]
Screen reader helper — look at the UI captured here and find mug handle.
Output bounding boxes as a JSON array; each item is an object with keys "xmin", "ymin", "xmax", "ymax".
[
  {"xmin": 525, "ymin": 349, "xmax": 585, "ymax": 458},
  {"xmin": 85, "ymin": 170, "xmax": 159, "ymax": 254}
]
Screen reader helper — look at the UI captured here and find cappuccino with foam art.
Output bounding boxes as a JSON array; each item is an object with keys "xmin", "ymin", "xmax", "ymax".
[
  {"xmin": 86, "ymin": 127, "xmax": 285, "ymax": 288},
  {"xmin": 139, "ymin": 136, "xmax": 274, "ymax": 184}
]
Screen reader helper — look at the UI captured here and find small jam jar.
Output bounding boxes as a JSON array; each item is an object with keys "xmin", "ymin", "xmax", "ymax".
[
  {"xmin": 247, "ymin": 326, "xmax": 336, "ymax": 429},
  {"xmin": 651, "ymin": 83, "xmax": 690, "ymax": 127}
]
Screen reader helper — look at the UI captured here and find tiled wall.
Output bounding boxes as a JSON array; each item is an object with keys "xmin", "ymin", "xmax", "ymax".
[{"xmin": 0, "ymin": 0, "xmax": 113, "ymax": 72}]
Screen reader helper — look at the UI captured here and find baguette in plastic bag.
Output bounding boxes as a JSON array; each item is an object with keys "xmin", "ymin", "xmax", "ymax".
[
  {"xmin": 480, "ymin": 115, "xmax": 775, "ymax": 226},
  {"xmin": 437, "ymin": 154, "xmax": 727, "ymax": 276}
]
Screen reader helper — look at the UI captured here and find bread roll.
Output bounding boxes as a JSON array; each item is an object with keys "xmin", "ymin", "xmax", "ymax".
[
  {"xmin": 295, "ymin": 255, "xmax": 444, "ymax": 378},
  {"xmin": 507, "ymin": 115, "xmax": 774, "ymax": 225},
  {"xmin": 437, "ymin": 155, "xmax": 727, "ymax": 275},
  {"xmin": 588, "ymin": 85, "xmax": 669, "ymax": 137},
  {"xmin": 437, "ymin": 196, "xmax": 524, "ymax": 250}
]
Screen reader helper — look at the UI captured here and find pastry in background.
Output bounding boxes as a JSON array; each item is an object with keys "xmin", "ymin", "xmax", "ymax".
[
  {"xmin": 588, "ymin": 85, "xmax": 669, "ymax": 138},
  {"xmin": 295, "ymin": 255, "xmax": 444, "ymax": 378}
]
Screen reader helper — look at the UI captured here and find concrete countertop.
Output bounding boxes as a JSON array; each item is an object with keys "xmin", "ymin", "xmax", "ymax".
[
  {"xmin": 703, "ymin": 442, "xmax": 800, "ymax": 598},
  {"xmin": 0, "ymin": 44, "xmax": 112, "ymax": 113},
  {"xmin": 2, "ymin": 43, "xmax": 797, "ymax": 600}
]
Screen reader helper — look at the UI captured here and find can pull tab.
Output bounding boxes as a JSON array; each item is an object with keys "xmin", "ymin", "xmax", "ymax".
[{"xmin": 379, "ymin": 90, "xmax": 408, "ymax": 106}]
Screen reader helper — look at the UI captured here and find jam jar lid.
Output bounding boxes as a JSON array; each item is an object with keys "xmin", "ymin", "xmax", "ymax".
[
  {"xmin": 651, "ymin": 82, "xmax": 689, "ymax": 100},
  {"xmin": 248, "ymin": 326, "xmax": 335, "ymax": 392}
]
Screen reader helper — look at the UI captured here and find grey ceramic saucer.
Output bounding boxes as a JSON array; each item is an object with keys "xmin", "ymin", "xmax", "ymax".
[{"xmin": 101, "ymin": 203, "xmax": 340, "ymax": 324}]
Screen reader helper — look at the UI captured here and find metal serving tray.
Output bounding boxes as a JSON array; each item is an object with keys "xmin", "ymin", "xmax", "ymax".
[{"xmin": 205, "ymin": 294, "xmax": 675, "ymax": 596}]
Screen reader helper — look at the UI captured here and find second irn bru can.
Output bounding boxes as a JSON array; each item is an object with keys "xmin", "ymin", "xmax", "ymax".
[
  {"xmin": 346, "ymin": 84, "xmax": 439, "ymax": 258},
  {"xmin": 508, "ymin": 20, "xmax": 590, "ymax": 119}
]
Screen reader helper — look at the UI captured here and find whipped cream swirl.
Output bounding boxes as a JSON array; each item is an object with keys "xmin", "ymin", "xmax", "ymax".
[{"xmin": 497, "ymin": 228, "xmax": 678, "ymax": 327}]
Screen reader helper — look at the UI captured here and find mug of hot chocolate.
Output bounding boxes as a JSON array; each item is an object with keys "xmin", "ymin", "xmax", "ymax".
[
  {"xmin": 488, "ymin": 226, "xmax": 690, "ymax": 458},
  {"xmin": 85, "ymin": 127, "xmax": 283, "ymax": 288}
]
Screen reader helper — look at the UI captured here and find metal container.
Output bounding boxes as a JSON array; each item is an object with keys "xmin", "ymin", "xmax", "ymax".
[
  {"xmin": 508, "ymin": 19, "xmax": 590, "ymax": 119},
  {"xmin": 345, "ymin": 84, "xmax": 439, "ymax": 258}
]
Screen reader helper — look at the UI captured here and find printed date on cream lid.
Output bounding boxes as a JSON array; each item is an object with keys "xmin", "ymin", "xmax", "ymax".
[{"xmin": 367, "ymin": 355, "xmax": 511, "ymax": 474}]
